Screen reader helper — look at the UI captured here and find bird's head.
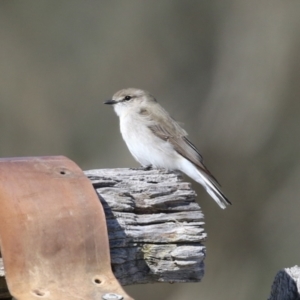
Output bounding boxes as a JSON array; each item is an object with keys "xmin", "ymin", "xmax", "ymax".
[{"xmin": 104, "ymin": 88, "xmax": 157, "ymax": 117}]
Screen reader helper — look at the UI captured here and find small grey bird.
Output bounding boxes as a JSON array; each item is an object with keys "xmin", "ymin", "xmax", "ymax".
[{"xmin": 105, "ymin": 88, "xmax": 231, "ymax": 209}]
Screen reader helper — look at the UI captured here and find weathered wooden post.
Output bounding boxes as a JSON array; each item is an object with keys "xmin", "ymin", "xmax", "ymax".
[
  {"xmin": 268, "ymin": 266, "xmax": 300, "ymax": 300},
  {"xmin": 85, "ymin": 168, "xmax": 205, "ymax": 285}
]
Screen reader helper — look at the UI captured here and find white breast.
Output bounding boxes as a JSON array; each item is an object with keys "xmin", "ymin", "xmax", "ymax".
[{"xmin": 119, "ymin": 112, "xmax": 180, "ymax": 169}]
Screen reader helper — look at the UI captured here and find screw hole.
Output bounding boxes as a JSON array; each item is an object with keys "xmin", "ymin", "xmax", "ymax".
[
  {"xmin": 94, "ymin": 278, "xmax": 102, "ymax": 284},
  {"xmin": 33, "ymin": 289, "xmax": 45, "ymax": 297}
]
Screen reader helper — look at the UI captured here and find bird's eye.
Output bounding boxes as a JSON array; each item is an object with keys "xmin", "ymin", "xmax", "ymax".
[{"xmin": 124, "ymin": 95, "xmax": 131, "ymax": 101}]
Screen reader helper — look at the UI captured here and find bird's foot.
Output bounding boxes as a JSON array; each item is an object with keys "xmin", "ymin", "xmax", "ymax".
[{"xmin": 130, "ymin": 165, "xmax": 153, "ymax": 171}]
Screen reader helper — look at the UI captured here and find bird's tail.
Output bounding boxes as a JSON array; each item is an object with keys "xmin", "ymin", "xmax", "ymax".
[
  {"xmin": 197, "ymin": 169, "xmax": 231, "ymax": 209},
  {"xmin": 179, "ymin": 159, "xmax": 231, "ymax": 209}
]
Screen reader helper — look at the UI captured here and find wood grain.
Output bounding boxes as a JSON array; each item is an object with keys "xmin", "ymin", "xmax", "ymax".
[{"xmin": 269, "ymin": 266, "xmax": 300, "ymax": 300}]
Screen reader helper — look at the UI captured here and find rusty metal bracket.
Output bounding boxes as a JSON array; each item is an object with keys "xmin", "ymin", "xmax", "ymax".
[{"xmin": 0, "ymin": 156, "xmax": 133, "ymax": 300}]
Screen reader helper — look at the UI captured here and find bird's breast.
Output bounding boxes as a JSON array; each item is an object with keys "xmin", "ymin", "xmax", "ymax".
[{"xmin": 119, "ymin": 114, "xmax": 180, "ymax": 168}]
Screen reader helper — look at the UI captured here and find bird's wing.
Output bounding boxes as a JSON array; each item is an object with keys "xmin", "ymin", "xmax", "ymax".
[{"xmin": 139, "ymin": 105, "xmax": 220, "ymax": 185}]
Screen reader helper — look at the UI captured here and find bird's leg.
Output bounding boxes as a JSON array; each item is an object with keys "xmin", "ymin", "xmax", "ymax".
[
  {"xmin": 130, "ymin": 164, "xmax": 153, "ymax": 171},
  {"xmin": 142, "ymin": 164, "xmax": 153, "ymax": 171}
]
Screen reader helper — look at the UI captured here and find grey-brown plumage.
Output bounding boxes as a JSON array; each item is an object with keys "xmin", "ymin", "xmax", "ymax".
[{"xmin": 105, "ymin": 88, "xmax": 231, "ymax": 209}]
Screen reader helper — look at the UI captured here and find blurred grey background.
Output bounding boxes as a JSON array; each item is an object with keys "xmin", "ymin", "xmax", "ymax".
[{"xmin": 1, "ymin": 1, "xmax": 300, "ymax": 299}]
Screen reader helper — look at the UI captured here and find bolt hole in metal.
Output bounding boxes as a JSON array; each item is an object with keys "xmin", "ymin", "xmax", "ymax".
[
  {"xmin": 54, "ymin": 167, "xmax": 70, "ymax": 176},
  {"xmin": 32, "ymin": 289, "xmax": 46, "ymax": 297},
  {"xmin": 94, "ymin": 278, "xmax": 102, "ymax": 284},
  {"xmin": 102, "ymin": 293, "xmax": 124, "ymax": 300}
]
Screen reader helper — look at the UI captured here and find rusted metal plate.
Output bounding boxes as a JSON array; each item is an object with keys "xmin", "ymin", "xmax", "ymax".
[{"xmin": 0, "ymin": 156, "xmax": 133, "ymax": 300}]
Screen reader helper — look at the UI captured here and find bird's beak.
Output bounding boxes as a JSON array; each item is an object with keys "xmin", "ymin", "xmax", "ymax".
[{"xmin": 104, "ymin": 99, "xmax": 117, "ymax": 105}]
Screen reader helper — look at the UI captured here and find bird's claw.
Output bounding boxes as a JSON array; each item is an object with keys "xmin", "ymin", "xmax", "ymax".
[{"xmin": 130, "ymin": 165, "xmax": 153, "ymax": 171}]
